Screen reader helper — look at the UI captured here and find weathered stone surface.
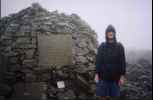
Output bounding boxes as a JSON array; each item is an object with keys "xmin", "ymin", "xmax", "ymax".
[
  {"xmin": 13, "ymin": 82, "xmax": 47, "ymax": 100},
  {"xmin": 0, "ymin": 3, "xmax": 98, "ymax": 100},
  {"xmin": 25, "ymin": 49, "xmax": 35, "ymax": 59},
  {"xmin": 0, "ymin": 83, "xmax": 12, "ymax": 96},
  {"xmin": 76, "ymin": 56, "xmax": 88, "ymax": 64}
]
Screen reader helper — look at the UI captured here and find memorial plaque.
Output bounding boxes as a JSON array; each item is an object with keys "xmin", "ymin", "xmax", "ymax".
[{"xmin": 38, "ymin": 34, "xmax": 72, "ymax": 67}]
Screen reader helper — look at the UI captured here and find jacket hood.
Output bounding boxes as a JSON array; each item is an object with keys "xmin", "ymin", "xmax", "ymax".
[{"xmin": 105, "ymin": 25, "xmax": 117, "ymax": 43}]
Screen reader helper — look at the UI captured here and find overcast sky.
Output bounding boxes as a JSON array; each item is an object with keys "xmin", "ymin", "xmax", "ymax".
[{"xmin": 1, "ymin": 0, "xmax": 152, "ymax": 50}]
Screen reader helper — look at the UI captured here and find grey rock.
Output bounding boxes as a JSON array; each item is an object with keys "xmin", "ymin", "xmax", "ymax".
[
  {"xmin": 0, "ymin": 83, "xmax": 12, "ymax": 96},
  {"xmin": 76, "ymin": 56, "xmax": 88, "ymax": 64}
]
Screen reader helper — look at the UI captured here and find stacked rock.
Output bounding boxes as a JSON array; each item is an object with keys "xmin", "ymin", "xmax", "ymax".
[{"xmin": 0, "ymin": 3, "xmax": 98, "ymax": 100}]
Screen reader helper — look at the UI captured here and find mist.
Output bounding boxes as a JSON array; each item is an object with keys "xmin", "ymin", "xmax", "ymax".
[{"xmin": 1, "ymin": 0, "xmax": 152, "ymax": 50}]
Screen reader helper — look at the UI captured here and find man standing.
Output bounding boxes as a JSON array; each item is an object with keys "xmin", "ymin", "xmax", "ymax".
[{"xmin": 95, "ymin": 25, "xmax": 126, "ymax": 100}]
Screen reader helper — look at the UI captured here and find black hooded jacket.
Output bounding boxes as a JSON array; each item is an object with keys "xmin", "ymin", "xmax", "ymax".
[{"xmin": 96, "ymin": 25, "xmax": 126, "ymax": 82}]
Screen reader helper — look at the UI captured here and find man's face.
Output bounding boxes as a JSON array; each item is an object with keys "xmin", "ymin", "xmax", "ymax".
[{"xmin": 107, "ymin": 32, "xmax": 114, "ymax": 40}]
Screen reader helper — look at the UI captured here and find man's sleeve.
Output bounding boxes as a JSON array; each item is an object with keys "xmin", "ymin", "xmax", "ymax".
[
  {"xmin": 95, "ymin": 45, "xmax": 103, "ymax": 74},
  {"xmin": 119, "ymin": 43, "xmax": 126, "ymax": 75}
]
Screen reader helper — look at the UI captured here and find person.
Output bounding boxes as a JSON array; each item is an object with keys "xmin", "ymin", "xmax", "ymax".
[{"xmin": 95, "ymin": 25, "xmax": 126, "ymax": 100}]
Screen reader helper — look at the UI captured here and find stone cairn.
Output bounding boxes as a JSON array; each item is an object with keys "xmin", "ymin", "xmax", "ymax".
[{"xmin": 0, "ymin": 3, "xmax": 99, "ymax": 100}]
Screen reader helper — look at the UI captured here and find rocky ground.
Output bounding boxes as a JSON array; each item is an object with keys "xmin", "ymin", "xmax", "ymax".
[{"xmin": 120, "ymin": 58, "xmax": 152, "ymax": 100}]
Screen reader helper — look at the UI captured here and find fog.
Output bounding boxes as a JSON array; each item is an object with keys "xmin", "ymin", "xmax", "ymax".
[{"xmin": 1, "ymin": 0, "xmax": 152, "ymax": 50}]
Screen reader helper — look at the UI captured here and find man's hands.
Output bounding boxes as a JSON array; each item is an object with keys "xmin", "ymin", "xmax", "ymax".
[
  {"xmin": 119, "ymin": 75, "xmax": 126, "ymax": 86},
  {"xmin": 94, "ymin": 74, "xmax": 126, "ymax": 85},
  {"xmin": 94, "ymin": 74, "xmax": 99, "ymax": 83}
]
